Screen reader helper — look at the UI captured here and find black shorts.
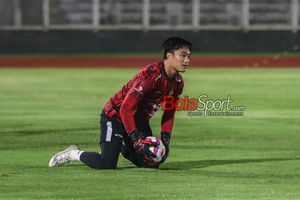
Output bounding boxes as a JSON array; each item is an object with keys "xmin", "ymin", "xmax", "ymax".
[{"xmin": 99, "ymin": 110, "xmax": 153, "ymax": 168}]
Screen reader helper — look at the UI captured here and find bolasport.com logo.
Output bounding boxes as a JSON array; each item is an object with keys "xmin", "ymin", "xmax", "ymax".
[{"xmin": 162, "ymin": 94, "xmax": 245, "ymax": 117}]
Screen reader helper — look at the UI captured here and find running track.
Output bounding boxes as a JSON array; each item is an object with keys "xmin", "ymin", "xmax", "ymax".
[{"xmin": 0, "ymin": 56, "xmax": 300, "ymax": 68}]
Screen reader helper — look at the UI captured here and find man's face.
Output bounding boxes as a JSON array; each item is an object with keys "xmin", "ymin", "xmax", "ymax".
[{"xmin": 167, "ymin": 47, "xmax": 191, "ymax": 73}]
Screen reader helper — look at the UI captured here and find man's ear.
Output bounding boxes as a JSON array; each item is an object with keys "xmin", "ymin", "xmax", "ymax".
[{"xmin": 166, "ymin": 52, "xmax": 173, "ymax": 60}]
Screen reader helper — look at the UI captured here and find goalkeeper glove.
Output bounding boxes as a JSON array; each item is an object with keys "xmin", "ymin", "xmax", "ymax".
[
  {"xmin": 160, "ymin": 132, "xmax": 171, "ymax": 163},
  {"xmin": 129, "ymin": 131, "xmax": 157, "ymax": 165},
  {"xmin": 129, "ymin": 130, "xmax": 143, "ymax": 152}
]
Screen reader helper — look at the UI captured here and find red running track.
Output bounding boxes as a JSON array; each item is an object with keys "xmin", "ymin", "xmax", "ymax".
[{"xmin": 0, "ymin": 56, "xmax": 300, "ymax": 68}]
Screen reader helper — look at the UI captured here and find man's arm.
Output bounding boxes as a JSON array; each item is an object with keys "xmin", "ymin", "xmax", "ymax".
[
  {"xmin": 161, "ymin": 109, "xmax": 176, "ymax": 134},
  {"xmin": 160, "ymin": 79, "xmax": 183, "ymax": 163},
  {"xmin": 119, "ymin": 90, "xmax": 140, "ymax": 134},
  {"xmin": 119, "ymin": 75, "xmax": 159, "ymax": 164},
  {"xmin": 119, "ymin": 75, "xmax": 157, "ymax": 133},
  {"xmin": 160, "ymin": 107, "xmax": 176, "ymax": 163}
]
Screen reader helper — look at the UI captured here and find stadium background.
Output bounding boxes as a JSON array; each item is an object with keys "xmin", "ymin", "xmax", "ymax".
[{"xmin": 0, "ymin": 0, "xmax": 300, "ymax": 200}]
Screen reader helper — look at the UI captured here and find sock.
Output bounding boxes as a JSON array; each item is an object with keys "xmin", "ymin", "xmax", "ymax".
[{"xmin": 70, "ymin": 149, "xmax": 84, "ymax": 161}]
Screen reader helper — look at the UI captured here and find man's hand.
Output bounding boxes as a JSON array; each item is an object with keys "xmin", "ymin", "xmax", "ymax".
[
  {"xmin": 160, "ymin": 132, "xmax": 171, "ymax": 164},
  {"xmin": 129, "ymin": 130, "xmax": 144, "ymax": 153},
  {"xmin": 129, "ymin": 131, "xmax": 158, "ymax": 166}
]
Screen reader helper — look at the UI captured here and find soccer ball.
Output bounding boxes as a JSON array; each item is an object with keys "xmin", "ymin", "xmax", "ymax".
[{"xmin": 146, "ymin": 136, "xmax": 166, "ymax": 163}]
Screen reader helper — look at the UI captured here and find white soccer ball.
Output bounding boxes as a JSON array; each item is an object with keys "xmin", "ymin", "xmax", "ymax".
[{"xmin": 146, "ymin": 136, "xmax": 166, "ymax": 163}]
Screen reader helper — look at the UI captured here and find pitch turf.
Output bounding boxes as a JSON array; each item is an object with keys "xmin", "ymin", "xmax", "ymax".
[{"xmin": 0, "ymin": 68, "xmax": 299, "ymax": 200}]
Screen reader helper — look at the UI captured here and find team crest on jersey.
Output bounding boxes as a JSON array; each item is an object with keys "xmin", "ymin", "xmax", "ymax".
[
  {"xmin": 130, "ymin": 84, "xmax": 144, "ymax": 99},
  {"xmin": 133, "ymin": 87, "xmax": 143, "ymax": 95}
]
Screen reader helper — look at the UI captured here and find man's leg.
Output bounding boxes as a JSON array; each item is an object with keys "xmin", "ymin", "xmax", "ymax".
[
  {"xmin": 79, "ymin": 112, "xmax": 124, "ymax": 169},
  {"xmin": 121, "ymin": 136, "xmax": 141, "ymax": 167},
  {"xmin": 120, "ymin": 122, "xmax": 157, "ymax": 168},
  {"xmin": 49, "ymin": 111, "xmax": 124, "ymax": 169}
]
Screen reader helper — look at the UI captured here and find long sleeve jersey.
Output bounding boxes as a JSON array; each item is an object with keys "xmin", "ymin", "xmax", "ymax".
[{"xmin": 103, "ymin": 61, "xmax": 184, "ymax": 135}]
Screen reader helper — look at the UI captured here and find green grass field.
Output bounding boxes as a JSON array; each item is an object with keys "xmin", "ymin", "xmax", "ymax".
[{"xmin": 0, "ymin": 68, "xmax": 300, "ymax": 200}]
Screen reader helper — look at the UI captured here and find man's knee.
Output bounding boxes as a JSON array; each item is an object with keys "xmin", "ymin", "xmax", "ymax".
[{"xmin": 91, "ymin": 159, "xmax": 118, "ymax": 170}]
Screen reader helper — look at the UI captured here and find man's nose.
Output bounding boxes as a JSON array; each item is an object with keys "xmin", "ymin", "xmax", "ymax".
[{"xmin": 184, "ymin": 57, "xmax": 190, "ymax": 64}]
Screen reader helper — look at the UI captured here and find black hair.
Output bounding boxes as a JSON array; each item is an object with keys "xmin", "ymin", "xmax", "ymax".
[{"xmin": 161, "ymin": 37, "xmax": 192, "ymax": 59}]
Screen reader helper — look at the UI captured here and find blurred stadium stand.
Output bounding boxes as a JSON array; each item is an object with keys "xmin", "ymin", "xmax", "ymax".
[
  {"xmin": 0, "ymin": 0, "xmax": 299, "ymax": 31},
  {"xmin": 0, "ymin": 0, "xmax": 300, "ymax": 53}
]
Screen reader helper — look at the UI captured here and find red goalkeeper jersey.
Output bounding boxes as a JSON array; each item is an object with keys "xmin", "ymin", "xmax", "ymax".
[{"xmin": 103, "ymin": 61, "xmax": 184, "ymax": 134}]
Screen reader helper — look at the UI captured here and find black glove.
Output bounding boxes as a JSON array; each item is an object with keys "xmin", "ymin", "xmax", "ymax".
[
  {"xmin": 160, "ymin": 132, "xmax": 171, "ymax": 164},
  {"xmin": 129, "ymin": 130, "xmax": 156, "ymax": 166},
  {"xmin": 129, "ymin": 130, "xmax": 143, "ymax": 152}
]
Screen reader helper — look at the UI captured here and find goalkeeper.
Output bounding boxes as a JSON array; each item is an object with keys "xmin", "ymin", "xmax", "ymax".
[{"xmin": 49, "ymin": 37, "xmax": 192, "ymax": 169}]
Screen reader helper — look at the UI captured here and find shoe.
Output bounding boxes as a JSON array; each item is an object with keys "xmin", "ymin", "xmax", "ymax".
[{"xmin": 49, "ymin": 145, "xmax": 79, "ymax": 167}]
